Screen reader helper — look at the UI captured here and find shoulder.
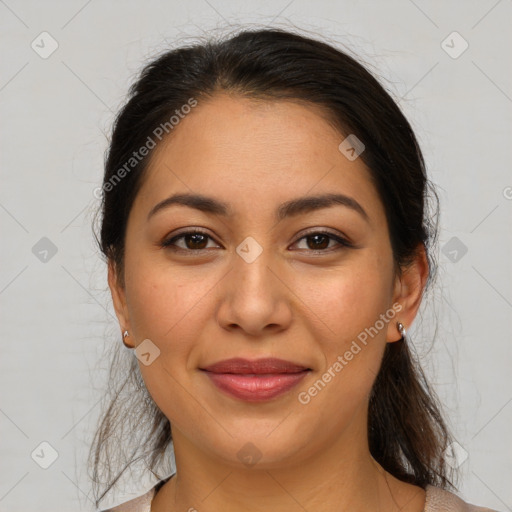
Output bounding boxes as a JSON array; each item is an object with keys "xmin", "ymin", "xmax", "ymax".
[
  {"xmin": 100, "ymin": 487, "xmax": 155, "ymax": 512},
  {"xmin": 99, "ymin": 481, "xmax": 502, "ymax": 512},
  {"xmin": 425, "ymin": 484, "xmax": 502, "ymax": 512},
  {"xmin": 100, "ymin": 478, "xmax": 168, "ymax": 512}
]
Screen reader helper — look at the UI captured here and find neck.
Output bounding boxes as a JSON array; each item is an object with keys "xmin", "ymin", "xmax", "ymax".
[{"xmin": 152, "ymin": 412, "xmax": 426, "ymax": 512}]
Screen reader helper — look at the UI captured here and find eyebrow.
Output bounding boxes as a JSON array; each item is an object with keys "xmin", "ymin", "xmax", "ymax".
[{"xmin": 147, "ymin": 192, "xmax": 369, "ymax": 223}]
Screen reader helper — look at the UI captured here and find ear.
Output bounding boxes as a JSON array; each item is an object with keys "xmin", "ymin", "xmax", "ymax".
[
  {"xmin": 107, "ymin": 259, "xmax": 135, "ymax": 348},
  {"xmin": 386, "ymin": 243, "xmax": 429, "ymax": 343}
]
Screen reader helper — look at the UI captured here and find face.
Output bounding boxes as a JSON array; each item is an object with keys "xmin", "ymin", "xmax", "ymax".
[{"xmin": 109, "ymin": 93, "xmax": 416, "ymax": 469}]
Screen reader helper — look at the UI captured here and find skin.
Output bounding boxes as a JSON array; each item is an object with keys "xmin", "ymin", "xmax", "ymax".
[{"xmin": 109, "ymin": 93, "xmax": 429, "ymax": 512}]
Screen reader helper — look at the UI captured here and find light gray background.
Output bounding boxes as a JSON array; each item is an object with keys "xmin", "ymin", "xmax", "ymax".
[{"xmin": 1, "ymin": 1, "xmax": 511, "ymax": 511}]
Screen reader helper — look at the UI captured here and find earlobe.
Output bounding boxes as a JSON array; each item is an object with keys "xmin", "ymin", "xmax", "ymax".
[
  {"xmin": 122, "ymin": 330, "xmax": 135, "ymax": 349},
  {"xmin": 387, "ymin": 244, "xmax": 429, "ymax": 343},
  {"xmin": 107, "ymin": 260, "xmax": 133, "ymax": 346},
  {"xmin": 386, "ymin": 319, "xmax": 406, "ymax": 343}
]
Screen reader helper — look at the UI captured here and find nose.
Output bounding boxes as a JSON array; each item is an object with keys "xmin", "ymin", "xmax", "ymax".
[{"xmin": 216, "ymin": 242, "xmax": 293, "ymax": 337}]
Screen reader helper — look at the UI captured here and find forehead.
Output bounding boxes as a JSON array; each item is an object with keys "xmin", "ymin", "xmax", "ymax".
[{"xmin": 131, "ymin": 94, "xmax": 385, "ymax": 226}]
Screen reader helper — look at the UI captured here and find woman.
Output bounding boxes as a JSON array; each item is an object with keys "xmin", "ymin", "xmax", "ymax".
[{"xmin": 89, "ymin": 27, "xmax": 499, "ymax": 512}]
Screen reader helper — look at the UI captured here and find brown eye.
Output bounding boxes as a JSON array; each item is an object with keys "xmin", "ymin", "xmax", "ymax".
[
  {"xmin": 292, "ymin": 231, "xmax": 352, "ymax": 253},
  {"xmin": 183, "ymin": 233, "xmax": 208, "ymax": 250},
  {"xmin": 305, "ymin": 234, "xmax": 330, "ymax": 250},
  {"xmin": 161, "ymin": 230, "xmax": 219, "ymax": 251}
]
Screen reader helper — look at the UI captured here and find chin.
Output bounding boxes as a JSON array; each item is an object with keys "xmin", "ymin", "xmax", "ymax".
[{"xmin": 201, "ymin": 429, "xmax": 310, "ymax": 470}]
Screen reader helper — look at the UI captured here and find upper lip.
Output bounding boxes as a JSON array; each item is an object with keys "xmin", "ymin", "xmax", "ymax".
[{"xmin": 200, "ymin": 358, "xmax": 310, "ymax": 374}]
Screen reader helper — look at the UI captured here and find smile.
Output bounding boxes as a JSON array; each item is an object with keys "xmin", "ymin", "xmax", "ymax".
[{"xmin": 200, "ymin": 357, "xmax": 311, "ymax": 402}]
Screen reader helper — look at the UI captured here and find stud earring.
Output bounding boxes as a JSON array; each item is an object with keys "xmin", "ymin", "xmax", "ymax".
[
  {"xmin": 397, "ymin": 322, "xmax": 406, "ymax": 340},
  {"xmin": 122, "ymin": 330, "xmax": 132, "ymax": 349}
]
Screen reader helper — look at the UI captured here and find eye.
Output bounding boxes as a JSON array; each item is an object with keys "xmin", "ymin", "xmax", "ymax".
[
  {"xmin": 161, "ymin": 229, "xmax": 352, "ymax": 254},
  {"xmin": 291, "ymin": 230, "xmax": 352, "ymax": 253},
  {"xmin": 161, "ymin": 229, "xmax": 220, "ymax": 252}
]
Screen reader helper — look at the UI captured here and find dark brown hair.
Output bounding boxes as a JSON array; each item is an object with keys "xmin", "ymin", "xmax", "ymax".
[{"xmin": 90, "ymin": 27, "xmax": 456, "ymax": 508}]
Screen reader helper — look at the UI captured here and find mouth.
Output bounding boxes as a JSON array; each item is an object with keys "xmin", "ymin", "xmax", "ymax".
[{"xmin": 199, "ymin": 358, "xmax": 311, "ymax": 402}]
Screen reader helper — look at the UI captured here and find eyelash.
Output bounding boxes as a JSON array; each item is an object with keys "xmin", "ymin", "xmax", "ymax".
[{"xmin": 160, "ymin": 228, "xmax": 353, "ymax": 254}]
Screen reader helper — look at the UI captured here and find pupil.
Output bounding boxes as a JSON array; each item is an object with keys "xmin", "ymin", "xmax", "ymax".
[
  {"xmin": 183, "ymin": 234, "xmax": 330, "ymax": 251},
  {"xmin": 308, "ymin": 234, "xmax": 328, "ymax": 250},
  {"xmin": 187, "ymin": 233, "xmax": 207, "ymax": 249}
]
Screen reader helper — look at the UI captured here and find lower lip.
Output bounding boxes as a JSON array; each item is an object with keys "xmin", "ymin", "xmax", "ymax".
[{"xmin": 203, "ymin": 371, "xmax": 309, "ymax": 402}]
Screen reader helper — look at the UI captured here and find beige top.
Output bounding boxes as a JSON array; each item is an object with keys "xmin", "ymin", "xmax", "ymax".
[{"xmin": 102, "ymin": 479, "xmax": 501, "ymax": 512}]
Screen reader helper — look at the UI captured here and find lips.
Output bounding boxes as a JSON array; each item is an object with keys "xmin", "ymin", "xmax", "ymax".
[
  {"xmin": 200, "ymin": 358, "xmax": 311, "ymax": 402},
  {"xmin": 201, "ymin": 357, "xmax": 310, "ymax": 374}
]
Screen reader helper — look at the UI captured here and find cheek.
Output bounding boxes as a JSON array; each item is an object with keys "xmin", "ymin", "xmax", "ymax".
[
  {"xmin": 122, "ymin": 258, "xmax": 219, "ymax": 396},
  {"xmin": 300, "ymin": 254, "xmax": 393, "ymax": 410},
  {"xmin": 298, "ymin": 296, "xmax": 389, "ymax": 436},
  {"xmin": 124, "ymin": 257, "xmax": 208, "ymax": 343},
  {"xmin": 123, "ymin": 264, "xmax": 204, "ymax": 426},
  {"xmin": 309, "ymin": 258, "xmax": 394, "ymax": 342}
]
